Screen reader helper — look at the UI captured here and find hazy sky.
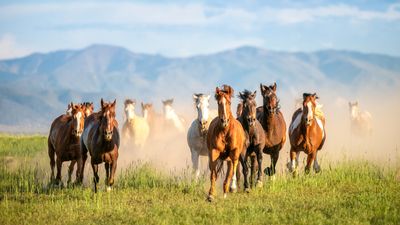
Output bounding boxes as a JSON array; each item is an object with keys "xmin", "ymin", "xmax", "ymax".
[{"xmin": 0, "ymin": 0, "xmax": 399, "ymax": 59}]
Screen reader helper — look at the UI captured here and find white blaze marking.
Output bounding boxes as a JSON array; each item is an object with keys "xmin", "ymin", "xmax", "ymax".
[
  {"xmin": 222, "ymin": 97, "xmax": 227, "ymax": 120},
  {"xmin": 307, "ymin": 102, "xmax": 313, "ymax": 122},
  {"xmin": 76, "ymin": 112, "xmax": 82, "ymax": 133}
]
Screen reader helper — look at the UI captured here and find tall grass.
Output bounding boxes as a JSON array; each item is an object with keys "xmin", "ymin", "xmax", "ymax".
[{"xmin": 0, "ymin": 135, "xmax": 399, "ymax": 225}]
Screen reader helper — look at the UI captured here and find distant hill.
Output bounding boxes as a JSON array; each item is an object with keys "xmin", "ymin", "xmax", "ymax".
[{"xmin": 1, "ymin": 44, "xmax": 399, "ymax": 132}]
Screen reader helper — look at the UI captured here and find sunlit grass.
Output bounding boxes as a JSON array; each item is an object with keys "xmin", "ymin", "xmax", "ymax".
[{"xmin": 0, "ymin": 135, "xmax": 399, "ymax": 225}]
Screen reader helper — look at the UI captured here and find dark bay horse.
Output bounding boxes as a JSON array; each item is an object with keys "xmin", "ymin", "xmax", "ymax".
[
  {"xmin": 238, "ymin": 90, "xmax": 265, "ymax": 190},
  {"xmin": 288, "ymin": 93, "xmax": 326, "ymax": 174},
  {"xmin": 81, "ymin": 99, "xmax": 120, "ymax": 192},
  {"xmin": 48, "ymin": 103, "xmax": 85, "ymax": 186},
  {"xmin": 207, "ymin": 85, "xmax": 246, "ymax": 201},
  {"xmin": 257, "ymin": 82, "xmax": 286, "ymax": 177}
]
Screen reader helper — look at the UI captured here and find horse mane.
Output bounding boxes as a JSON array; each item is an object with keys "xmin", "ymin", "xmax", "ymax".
[{"xmin": 238, "ymin": 89, "xmax": 254, "ymax": 101}]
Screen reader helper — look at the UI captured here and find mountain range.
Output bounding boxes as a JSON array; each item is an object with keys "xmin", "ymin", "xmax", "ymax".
[{"xmin": 1, "ymin": 44, "xmax": 399, "ymax": 132}]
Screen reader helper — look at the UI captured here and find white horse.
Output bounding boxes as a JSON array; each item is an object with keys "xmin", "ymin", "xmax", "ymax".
[
  {"xmin": 162, "ymin": 99, "xmax": 186, "ymax": 133},
  {"xmin": 187, "ymin": 94, "xmax": 217, "ymax": 178},
  {"xmin": 349, "ymin": 101, "xmax": 372, "ymax": 137},
  {"xmin": 122, "ymin": 99, "xmax": 150, "ymax": 149}
]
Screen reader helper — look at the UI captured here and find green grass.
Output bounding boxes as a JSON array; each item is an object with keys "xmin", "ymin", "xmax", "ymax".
[{"xmin": 0, "ymin": 135, "xmax": 399, "ymax": 225}]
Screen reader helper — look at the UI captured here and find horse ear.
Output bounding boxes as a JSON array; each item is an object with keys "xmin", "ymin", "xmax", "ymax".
[
  {"xmin": 253, "ymin": 91, "xmax": 257, "ymax": 98},
  {"xmin": 272, "ymin": 82, "xmax": 277, "ymax": 92},
  {"xmin": 112, "ymin": 99, "xmax": 116, "ymax": 107},
  {"xmin": 101, "ymin": 98, "xmax": 104, "ymax": 108},
  {"xmin": 260, "ymin": 83, "xmax": 266, "ymax": 94},
  {"xmin": 193, "ymin": 94, "xmax": 198, "ymax": 100},
  {"xmin": 216, "ymin": 87, "xmax": 220, "ymax": 93}
]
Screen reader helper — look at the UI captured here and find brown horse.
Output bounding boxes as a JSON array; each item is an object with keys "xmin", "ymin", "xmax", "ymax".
[
  {"xmin": 48, "ymin": 103, "xmax": 85, "ymax": 186},
  {"xmin": 238, "ymin": 90, "xmax": 265, "ymax": 190},
  {"xmin": 288, "ymin": 93, "xmax": 326, "ymax": 174},
  {"xmin": 257, "ymin": 82, "xmax": 286, "ymax": 176},
  {"xmin": 81, "ymin": 99, "xmax": 120, "ymax": 192},
  {"xmin": 67, "ymin": 102, "xmax": 94, "ymax": 184},
  {"xmin": 207, "ymin": 85, "xmax": 246, "ymax": 201}
]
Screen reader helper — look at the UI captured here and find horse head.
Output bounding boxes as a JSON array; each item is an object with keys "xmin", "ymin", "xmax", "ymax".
[
  {"xmin": 193, "ymin": 93, "xmax": 211, "ymax": 132},
  {"xmin": 141, "ymin": 102, "xmax": 153, "ymax": 120},
  {"xmin": 239, "ymin": 90, "xmax": 257, "ymax": 127},
  {"xmin": 348, "ymin": 101, "xmax": 359, "ymax": 118},
  {"xmin": 124, "ymin": 99, "xmax": 136, "ymax": 121},
  {"xmin": 81, "ymin": 102, "xmax": 94, "ymax": 117},
  {"xmin": 302, "ymin": 93, "xmax": 318, "ymax": 126},
  {"xmin": 70, "ymin": 102, "xmax": 85, "ymax": 137},
  {"xmin": 215, "ymin": 85, "xmax": 234, "ymax": 128},
  {"xmin": 260, "ymin": 82, "xmax": 279, "ymax": 114},
  {"xmin": 162, "ymin": 99, "xmax": 175, "ymax": 120},
  {"xmin": 101, "ymin": 98, "xmax": 117, "ymax": 141}
]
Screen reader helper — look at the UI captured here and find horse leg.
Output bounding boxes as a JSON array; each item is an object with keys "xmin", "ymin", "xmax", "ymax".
[
  {"xmin": 91, "ymin": 163, "xmax": 99, "ymax": 193},
  {"xmin": 223, "ymin": 160, "xmax": 233, "ymax": 198},
  {"xmin": 250, "ymin": 154, "xmax": 256, "ymax": 187},
  {"xmin": 67, "ymin": 160, "xmax": 76, "ymax": 185},
  {"xmin": 105, "ymin": 162, "xmax": 111, "ymax": 191},
  {"xmin": 55, "ymin": 156, "xmax": 63, "ymax": 186},
  {"xmin": 313, "ymin": 151, "xmax": 321, "ymax": 173},
  {"xmin": 108, "ymin": 160, "xmax": 117, "ymax": 191},
  {"xmin": 240, "ymin": 153, "xmax": 249, "ymax": 192},
  {"xmin": 265, "ymin": 150, "xmax": 279, "ymax": 177},
  {"xmin": 305, "ymin": 151, "xmax": 317, "ymax": 174},
  {"xmin": 208, "ymin": 149, "xmax": 219, "ymax": 202},
  {"xmin": 230, "ymin": 158, "xmax": 240, "ymax": 195},
  {"xmin": 288, "ymin": 148, "xmax": 297, "ymax": 173},
  {"xmin": 256, "ymin": 149, "xmax": 263, "ymax": 187},
  {"xmin": 48, "ymin": 140, "xmax": 55, "ymax": 183},
  {"xmin": 190, "ymin": 148, "xmax": 200, "ymax": 179},
  {"xmin": 78, "ymin": 140, "xmax": 88, "ymax": 183}
]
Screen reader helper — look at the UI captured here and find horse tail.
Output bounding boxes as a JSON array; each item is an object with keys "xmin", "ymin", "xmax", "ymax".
[{"xmin": 48, "ymin": 136, "xmax": 55, "ymax": 170}]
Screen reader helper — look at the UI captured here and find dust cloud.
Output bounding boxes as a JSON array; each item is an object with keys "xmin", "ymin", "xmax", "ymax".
[{"xmin": 115, "ymin": 80, "xmax": 400, "ymax": 177}]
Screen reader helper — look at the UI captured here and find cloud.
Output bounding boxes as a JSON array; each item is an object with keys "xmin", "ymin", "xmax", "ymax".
[{"xmin": 0, "ymin": 34, "xmax": 31, "ymax": 60}]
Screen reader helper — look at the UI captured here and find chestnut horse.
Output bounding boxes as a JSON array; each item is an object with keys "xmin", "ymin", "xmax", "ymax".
[
  {"xmin": 257, "ymin": 83, "xmax": 286, "ymax": 176},
  {"xmin": 48, "ymin": 103, "xmax": 85, "ymax": 186},
  {"xmin": 207, "ymin": 85, "xmax": 246, "ymax": 201},
  {"xmin": 81, "ymin": 99, "xmax": 120, "ymax": 192},
  {"xmin": 238, "ymin": 90, "xmax": 265, "ymax": 190},
  {"xmin": 288, "ymin": 93, "xmax": 326, "ymax": 174},
  {"xmin": 67, "ymin": 102, "xmax": 94, "ymax": 184}
]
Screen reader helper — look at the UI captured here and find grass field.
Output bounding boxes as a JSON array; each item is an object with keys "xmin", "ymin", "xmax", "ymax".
[{"xmin": 0, "ymin": 135, "xmax": 399, "ymax": 225}]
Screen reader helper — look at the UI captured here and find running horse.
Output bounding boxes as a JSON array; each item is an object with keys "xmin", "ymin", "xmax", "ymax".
[
  {"xmin": 207, "ymin": 85, "xmax": 246, "ymax": 201},
  {"xmin": 257, "ymin": 83, "xmax": 286, "ymax": 176},
  {"xmin": 288, "ymin": 93, "xmax": 326, "ymax": 174},
  {"xmin": 48, "ymin": 103, "xmax": 85, "ymax": 186},
  {"xmin": 237, "ymin": 90, "xmax": 265, "ymax": 190},
  {"xmin": 187, "ymin": 94, "xmax": 213, "ymax": 179},
  {"xmin": 122, "ymin": 99, "xmax": 150, "ymax": 149},
  {"xmin": 66, "ymin": 102, "xmax": 94, "ymax": 184},
  {"xmin": 81, "ymin": 99, "xmax": 120, "ymax": 192},
  {"xmin": 162, "ymin": 99, "xmax": 185, "ymax": 133}
]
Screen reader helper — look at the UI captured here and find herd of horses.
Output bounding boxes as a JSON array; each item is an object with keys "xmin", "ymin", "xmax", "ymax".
[{"xmin": 48, "ymin": 82, "xmax": 372, "ymax": 201}]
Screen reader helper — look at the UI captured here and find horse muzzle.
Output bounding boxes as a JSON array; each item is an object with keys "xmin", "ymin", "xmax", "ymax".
[
  {"xmin": 221, "ymin": 118, "xmax": 229, "ymax": 127},
  {"xmin": 72, "ymin": 130, "xmax": 82, "ymax": 137},
  {"xmin": 104, "ymin": 131, "xmax": 113, "ymax": 141},
  {"xmin": 247, "ymin": 117, "xmax": 256, "ymax": 126}
]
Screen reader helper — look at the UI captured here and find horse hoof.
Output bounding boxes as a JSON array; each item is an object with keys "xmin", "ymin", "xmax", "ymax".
[
  {"xmin": 229, "ymin": 187, "xmax": 237, "ymax": 193},
  {"xmin": 207, "ymin": 195, "xmax": 214, "ymax": 202},
  {"xmin": 256, "ymin": 180, "xmax": 263, "ymax": 188},
  {"xmin": 314, "ymin": 167, "xmax": 321, "ymax": 173},
  {"xmin": 269, "ymin": 175, "xmax": 276, "ymax": 181},
  {"xmin": 223, "ymin": 193, "xmax": 227, "ymax": 199},
  {"xmin": 244, "ymin": 188, "xmax": 250, "ymax": 193},
  {"xmin": 106, "ymin": 186, "xmax": 112, "ymax": 192}
]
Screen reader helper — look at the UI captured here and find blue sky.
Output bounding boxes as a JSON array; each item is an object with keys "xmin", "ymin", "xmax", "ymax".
[{"xmin": 0, "ymin": 0, "xmax": 399, "ymax": 59}]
